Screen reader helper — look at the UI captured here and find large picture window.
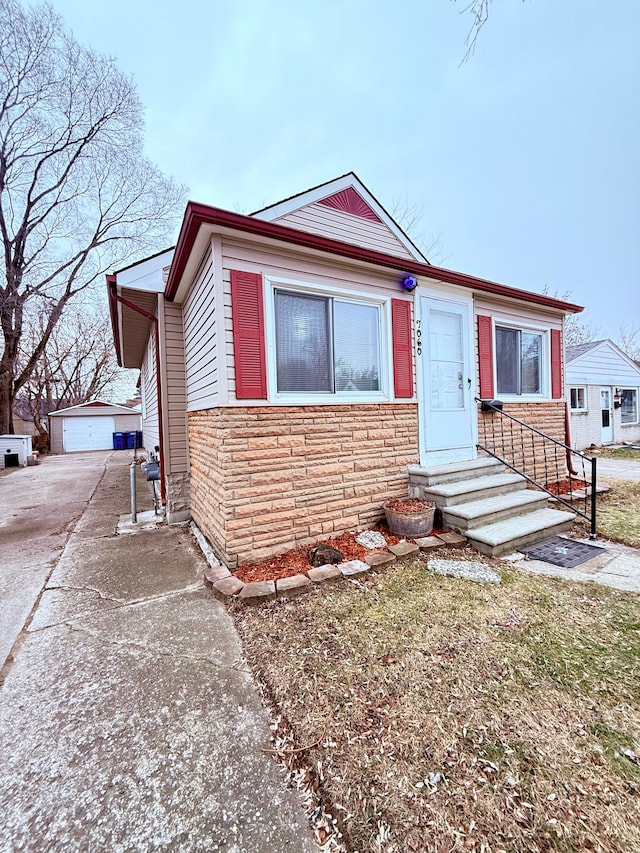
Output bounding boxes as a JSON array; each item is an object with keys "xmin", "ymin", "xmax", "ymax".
[
  {"xmin": 274, "ymin": 289, "xmax": 381, "ymax": 394},
  {"xmin": 621, "ymin": 389, "xmax": 638, "ymax": 424},
  {"xmin": 495, "ymin": 325, "xmax": 543, "ymax": 396}
]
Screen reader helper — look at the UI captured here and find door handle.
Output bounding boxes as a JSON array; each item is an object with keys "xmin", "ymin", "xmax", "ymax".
[{"xmin": 467, "ymin": 378, "xmax": 472, "ymax": 388}]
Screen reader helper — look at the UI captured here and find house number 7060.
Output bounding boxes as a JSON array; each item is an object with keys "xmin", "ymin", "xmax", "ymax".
[{"xmin": 416, "ymin": 319, "xmax": 422, "ymax": 356}]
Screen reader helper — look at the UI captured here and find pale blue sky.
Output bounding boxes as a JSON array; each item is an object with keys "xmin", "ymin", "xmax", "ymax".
[{"xmin": 51, "ymin": 0, "xmax": 639, "ymax": 338}]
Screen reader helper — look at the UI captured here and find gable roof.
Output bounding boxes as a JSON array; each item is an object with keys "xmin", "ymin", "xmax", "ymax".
[
  {"xmin": 251, "ymin": 172, "xmax": 428, "ymax": 263},
  {"xmin": 566, "ymin": 340, "xmax": 605, "ymax": 362},
  {"xmin": 164, "ymin": 200, "xmax": 584, "ymax": 317},
  {"xmin": 48, "ymin": 400, "xmax": 140, "ymax": 417},
  {"xmin": 566, "ymin": 338, "xmax": 640, "ymax": 385}
]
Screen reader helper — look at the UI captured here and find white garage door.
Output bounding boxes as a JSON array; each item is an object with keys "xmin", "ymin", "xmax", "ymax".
[{"xmin": 63, "ymin": 416, "xmax": 115, "ymax": 452}]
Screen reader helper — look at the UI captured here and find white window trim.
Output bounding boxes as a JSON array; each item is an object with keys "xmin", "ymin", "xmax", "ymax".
[
  {"xmin": 263, "ymin": 275, "xmax": 393, "ymax": 404},
  {"xmin": 620, "ymin": 387, "xmax": 639, "ymax": 425},
  {"xmin": 492, "ymin": 317, "xmax": 551, "ymax": 401},
  {"xmin": 569, "ymin": 385, "xmax": 588, "ymax": 412}
]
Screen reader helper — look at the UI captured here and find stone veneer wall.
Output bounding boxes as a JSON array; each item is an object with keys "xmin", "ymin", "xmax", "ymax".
[
  {"xmin": 188, "ymin": 404, "xmax": 419, "ymax": 568},
  {"xmin": 477, "ymin": 401, "xmax": 569, "ymax": 483}
]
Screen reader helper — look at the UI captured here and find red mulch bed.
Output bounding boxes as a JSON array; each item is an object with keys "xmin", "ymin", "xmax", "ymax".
[
  {"xmin": 546, "ymin": 477, "xmax": 588, "ymax": 496},
  {"xmin": 234, "ymin": 523, "xmax": 446, "ymax": 584}
]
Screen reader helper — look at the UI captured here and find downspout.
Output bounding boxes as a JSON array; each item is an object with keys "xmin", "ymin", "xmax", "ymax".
[
  {"xmin": 110, "ymin": 287, "xmax": 167, "ymax": 505},
  {"xmin": 564, "ymin": 402, "xmax": 578, "ymax": 476}
]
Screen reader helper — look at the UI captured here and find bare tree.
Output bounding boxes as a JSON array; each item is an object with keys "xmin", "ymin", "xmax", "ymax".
[
  {"xmin": 452, "ymin": 0, "xmax": 527, "ymax": 63},
  {"xmin": 16, "ymin": 303, "xmax": 122, "ymax": 445},
  {"xmin": 0, "ymin": 0, "xmax": 184, "ymax": 433},
  {"xmin": 615, "ymin": 324, "xmax": 640, "ymax": 361},
  {"xmin": 390, "ymin": 196, "xmax": 447, "ymax": 264}
]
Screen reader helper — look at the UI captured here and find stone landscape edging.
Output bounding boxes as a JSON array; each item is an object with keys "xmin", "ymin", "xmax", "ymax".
[{"xmin": 194, "ymin": 524, "xmax": 469, "ymax": 605}]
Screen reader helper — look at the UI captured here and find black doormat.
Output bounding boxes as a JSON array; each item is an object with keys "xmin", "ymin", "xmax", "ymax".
[{"xmin": 518, "ymin": 536, "xmax": 606, "ymax": 568}]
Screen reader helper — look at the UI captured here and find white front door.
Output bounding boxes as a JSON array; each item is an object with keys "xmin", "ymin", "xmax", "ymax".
[
  {"xmin": 600, "ymin": 388, "xmax": 613, "ymax": 444},
  {"xmin": 419, "ymin": 295, "xmax": 475, "ymax": 464}
]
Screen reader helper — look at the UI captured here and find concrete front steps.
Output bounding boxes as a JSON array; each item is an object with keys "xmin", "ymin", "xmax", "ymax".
[{"xmin": 408, "ymin": 457, "xmax": 576, "ymax": 557}]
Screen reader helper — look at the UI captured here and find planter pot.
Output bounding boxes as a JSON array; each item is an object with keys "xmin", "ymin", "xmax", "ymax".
[{"xmin": 383, "ymin": 499, "xmax": 436, "ymax": 538}]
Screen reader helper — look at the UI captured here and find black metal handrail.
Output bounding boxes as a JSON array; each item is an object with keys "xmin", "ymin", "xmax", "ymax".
[{"xmin": 475, "ymin": 398, "xmax": 597, "ymax": 538}]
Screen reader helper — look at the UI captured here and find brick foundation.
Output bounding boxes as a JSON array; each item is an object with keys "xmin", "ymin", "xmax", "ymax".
[
  {"xmin": 477, "ymin": 401, "xmax": 569, "ymax": 483},
  {"xmin": 188, "ymin": 405, "xmax": 419, "ymax": 568}
]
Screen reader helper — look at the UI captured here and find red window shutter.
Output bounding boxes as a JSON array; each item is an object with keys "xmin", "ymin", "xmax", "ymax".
[
  {"xmin": 551, "ymin": 328, "xmax": 563, "ymax": 399},
  {"xmin": 477, "ymin": 315, "xmax": 494, "ymax": 398},
  {"xmin": 392, "ymin": 299, "xmax": 414, "ymax": 398},
  {"xmin": 230, "ymin": 270, "xmax": 267, "ymax": 400}
]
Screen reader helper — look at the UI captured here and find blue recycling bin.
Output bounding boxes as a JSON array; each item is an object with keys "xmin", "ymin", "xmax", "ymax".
[
  {"xmin": 112, "ymin": 432, "xmax": 125, "ymax": 450},
  {"xmin": 125, "ymin": 430, "xmax": 143, "ymax": 449}
]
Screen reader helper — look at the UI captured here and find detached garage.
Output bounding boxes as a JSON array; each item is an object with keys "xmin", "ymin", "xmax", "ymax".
[{"xmin": 49, "ymin": 401, "xmax": 141, "ymax": 453}]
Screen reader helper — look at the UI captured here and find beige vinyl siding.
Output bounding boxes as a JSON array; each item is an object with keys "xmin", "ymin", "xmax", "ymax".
[
  {"xmin": 163, "ymin": 301, "xmax": 188, "ymax": 472},
  {"xmin": 113, "ymin": 414, "xmax": 142, "ymax": 432},
  {"xmin": 274, "ymin": 202, "xmax": 416, "ymax": 261},
  {"xmin": 141, "ymin": 326, "xmax": 159, "ymax": 454},
  {"xmin": 49, "ymin": 418, "xmax": 63, "ymax": 453},
  {"xmin": 220, "ymin": 239, "xmax": 406, "ymax": 402},
  {"xmin": 183, "ymin": 247, "xmax": 218, "ymax": 412}
]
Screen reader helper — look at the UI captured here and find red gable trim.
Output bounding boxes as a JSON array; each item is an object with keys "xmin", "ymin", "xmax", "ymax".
[
  {"xmin": 318, "ymin": 187, "xmax": 381, "ymax": 222},
  {"xmin": 165, "ymin": 204, "xmax": 583, "ymax": 318}
]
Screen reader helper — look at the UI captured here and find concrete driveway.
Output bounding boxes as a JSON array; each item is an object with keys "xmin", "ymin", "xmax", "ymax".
[
  {"xmin": 0, "ymin": 452, "xmax": 315, "ymax": 852},
  {"xmin": 0, "ymin": 451, "xmax": 113, "ymax": 670}
]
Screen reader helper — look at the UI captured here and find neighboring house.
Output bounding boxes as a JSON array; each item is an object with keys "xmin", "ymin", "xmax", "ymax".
[
  {"xmin": 49, "ymin": 401, "xmax": 141, "ymax": 453},
  {"xmin": 108, "ymin": 173, "xmax": 582, "ymax": 567},
  {"xmin": 566, "ymin": 340, "xmax": 640, "ymax": 450}
]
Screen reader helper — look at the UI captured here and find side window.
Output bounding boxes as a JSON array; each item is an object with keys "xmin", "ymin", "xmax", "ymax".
[
  {"xmin": 570, "ymin": 387, "xmax": 586, "ymax": 411},
  {"xmin": 621, "ymin": 389, "xmax": 638, "ymax": 424}
]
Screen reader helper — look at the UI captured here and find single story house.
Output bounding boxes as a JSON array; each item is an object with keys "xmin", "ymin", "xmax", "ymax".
[
  {"xmin": 566, "ymin": 340, "xmax": 640, "ymax": 450},
  {"xmin": 49, "ymin": 401, "xmax": 141, "ymax": 453},
  {"xmin": 109, "ymin": 173, "xmax": 583, "ymax": 565}
]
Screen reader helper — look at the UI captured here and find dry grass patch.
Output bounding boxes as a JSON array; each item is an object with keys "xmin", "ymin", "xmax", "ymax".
[
  {"xmin": 595, "ymin": 478, "xmax": 640, "ymax": 546},
  {"xmin": 232, "ymin": 558, "xmax": 640, "ymax": 853}
]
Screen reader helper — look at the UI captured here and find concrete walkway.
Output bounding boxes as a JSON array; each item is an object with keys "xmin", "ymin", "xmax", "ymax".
[
  {"xmin": 0, "ymin": 452, "xmax": 315, "ymax": 852},
  {"xmin": 596, "ymin": 456, "xmax": 640, "ymax": 482},
  {"xmin": 509, "ymin": 536, "xmax": 640, "ymax": 592}
]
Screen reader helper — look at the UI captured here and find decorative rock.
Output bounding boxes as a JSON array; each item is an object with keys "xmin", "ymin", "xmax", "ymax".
[
  {"xmin": 276, "ymin": 574, "xmax": 312, "ymax": 598},
  {"xmin": 365, "ymin": 552, "xmax": 396, "ymax": 568},
  {"xmin": 430, "ymin": 558, "xmax": 501, "ymax": 584},
  {"xmin": 307, "ymin": 564, "xmax": 342, "ymax": 583},
  {"xmin": 340, "ymin": 560, "xmax": 370, "ymax": 578},
  {"xmin": 212, "ymin": 576, "xmax": 244, "ymax": 598},
  {"xmin": 237, "ymin": 580, "xmax": 276, "ymax": 604},
  {"xmin": 204, "ymin": 563, "xmax": 232, "ymax": 583},
  {"xmin": 415, "ymin": 536, "xmax": 444, "ymax": 552},
  {"xmin": 356, "ymin": 531, "xmax": 387, "ymax": 549},
  {"xmin": 436, "ymin": 532, "xmax": 467, "ymax": 547},
  {"xmin": 389, "ymin": 541, "xmax": 420, "ymax": 560},
  {"xmin": 309, "ymin": 544, "xmax": 344, "ymax": 567}
]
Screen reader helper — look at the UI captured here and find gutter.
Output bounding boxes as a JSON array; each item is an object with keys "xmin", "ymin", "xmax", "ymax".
[{"xmin": 165, "ymin": 202, "xmax": 584, "ymax": 316}]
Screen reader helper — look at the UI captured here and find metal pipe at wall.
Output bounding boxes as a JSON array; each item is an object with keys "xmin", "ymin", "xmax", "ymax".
[{"xmin": 130, "ymin": 461, "xmax": 137, "ymax": 523}]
